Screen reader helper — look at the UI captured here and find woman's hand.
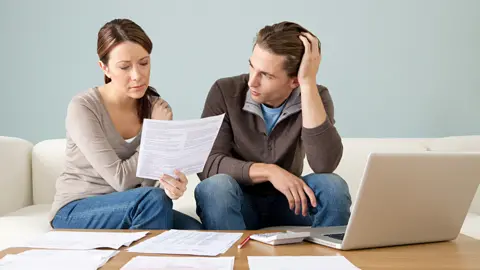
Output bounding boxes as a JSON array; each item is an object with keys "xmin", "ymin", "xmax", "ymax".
[
  {"xmin": 151, "ymin": 98, "xmax": 172, "ymax": 120},
  {"xmin": 159, "ymin": 170, "xmax": 188, "ymax": 200}
]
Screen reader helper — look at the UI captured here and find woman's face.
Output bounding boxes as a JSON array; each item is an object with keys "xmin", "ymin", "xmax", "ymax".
[{"xmin": 100, "ymin": 41, "xmax": 151, "ymax": 99}]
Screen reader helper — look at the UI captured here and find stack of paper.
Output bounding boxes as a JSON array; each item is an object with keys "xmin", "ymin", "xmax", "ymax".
[
  {"xmin": 248, "ymin": 256, "xmax": 360, "ymax": 270},
  {"xmin": 19, "ymin": 231, "xmax": 149, "ymax": 250},
  {"xmin": 0, "ymin": 250, "xmax": 118, "ymax": 270},
  {"xmin": 121, "ymin": 256, "xmax": 235, "ymax": 270},
  {"xmin": 128, "ymin": 230, "xmax": 243, "ymax": 256}
]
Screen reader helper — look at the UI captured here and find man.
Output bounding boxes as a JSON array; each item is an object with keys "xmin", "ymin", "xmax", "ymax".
[{"xmin": 195, "ymin": 21, "xmax": 352, "ymax": 230}]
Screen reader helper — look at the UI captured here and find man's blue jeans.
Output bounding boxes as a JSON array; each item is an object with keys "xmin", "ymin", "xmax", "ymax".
[
  {"xmin": 194, "ymin": 173, "xmax": 352, "ymax": 230},
  {"xmin": 52, "ymin": 187, "xmax": 203, "ymax": 230}
]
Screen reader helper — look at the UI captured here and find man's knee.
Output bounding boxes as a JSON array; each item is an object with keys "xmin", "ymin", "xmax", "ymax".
[
  {"xmin": 195, "ymin": 174, "xmax": 241, "ymax": 201},
  {"xmin": 303, "ymin": 173, "xmax": 352, "ymax": 207},
  {"xmin": 194, "ymin": 174, "xmax": 245, "ymax": 230}
]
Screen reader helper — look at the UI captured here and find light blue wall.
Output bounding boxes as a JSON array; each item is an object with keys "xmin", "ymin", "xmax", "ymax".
[{"xmin": 1, "ymin": 0, "xmax": 479, "ymax": 143}]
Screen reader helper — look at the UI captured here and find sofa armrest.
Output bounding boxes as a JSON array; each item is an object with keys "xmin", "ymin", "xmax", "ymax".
[{"xmin": 0, "ymin": 136, "xmax": 33, "ymax": 215}]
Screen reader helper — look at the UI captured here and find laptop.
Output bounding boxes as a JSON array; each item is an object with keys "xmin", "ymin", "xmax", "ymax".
[{"xmin": 291, "ymin": 152, "xmax": 480, "ymax": 250}]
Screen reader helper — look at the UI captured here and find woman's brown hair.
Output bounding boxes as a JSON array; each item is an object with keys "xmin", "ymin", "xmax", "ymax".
[{"xmin": 97, "ymin": 18, "xmax": 159, "ymax": 122}]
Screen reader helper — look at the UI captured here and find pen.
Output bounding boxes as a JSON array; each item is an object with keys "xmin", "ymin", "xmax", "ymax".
[{"xmin": 237, "ymin": 235, "xmax": 251, "ymax": 249}]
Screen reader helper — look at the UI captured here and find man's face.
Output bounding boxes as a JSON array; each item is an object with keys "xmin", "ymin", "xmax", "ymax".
[{"xmin": 248, "ymin": 45, "xmax": 298, "ymax": 107}]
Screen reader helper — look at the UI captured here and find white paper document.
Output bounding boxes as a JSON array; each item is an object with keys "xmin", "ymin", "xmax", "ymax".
[
  {"xmin": 137, "ymin": 114, "xmax": 225, "ymax": 180},
  {"xmin": 121, "ymin": 256, "xmax": 235, "ymax": 270},
  {"xmin": 19, "ymin": 231, "xmax": 149, "ymax": 250},
  {"xmin": 248, "ymin": 256, "xmax": 360, "ymax": 270},
  {"xmin": 128, "ymin": 229, "xmax": 242, "ymax": 256},
  {"xmin": 0, "ymin": 249, "xmax": 118, "ymax": 270}
]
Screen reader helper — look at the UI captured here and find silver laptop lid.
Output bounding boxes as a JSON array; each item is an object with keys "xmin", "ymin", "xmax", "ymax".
[{"xmin": 341, "ymin": 152, "xmax": 480, "ymax": 250}]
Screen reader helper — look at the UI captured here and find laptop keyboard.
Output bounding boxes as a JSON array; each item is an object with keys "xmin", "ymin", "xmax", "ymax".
[{"xmin": 324, "ymin": 233, "xmax": 345, "ymax": 240}]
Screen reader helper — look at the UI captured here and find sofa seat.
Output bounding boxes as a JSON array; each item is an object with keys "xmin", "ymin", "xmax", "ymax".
[{"xmin": 0, "ymin": 205, "xmax": 51, "ymax": 251}]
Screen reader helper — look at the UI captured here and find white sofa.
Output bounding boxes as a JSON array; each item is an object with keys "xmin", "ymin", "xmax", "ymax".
[{"xmin": 1, "ymin": 135, "xmax": 479, "ymax": 250}]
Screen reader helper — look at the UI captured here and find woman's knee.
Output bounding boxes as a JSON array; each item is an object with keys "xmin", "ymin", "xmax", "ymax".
[{"xmin": 138, "ymin": 187, "xmax": 173, "ymax": 209}]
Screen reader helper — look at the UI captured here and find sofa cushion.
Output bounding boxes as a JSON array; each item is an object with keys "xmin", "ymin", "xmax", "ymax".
[
  {"xmin": 426, "ymin": 136, "xmax": 480, "ymax": 215},
  {"xmin": 4, "ymin": 204, "xmax": 52, "ymax": 219},
  {"xmin": 427, "ymin": 135, "xmax": 480, "ymax": 152},
  {"xmin": 0, "ymin": 136, "xmax": 33, "ymax": 215},
  {"xmin": 32, "ymin": 139, "xmax": 66, "ymax": 205}
]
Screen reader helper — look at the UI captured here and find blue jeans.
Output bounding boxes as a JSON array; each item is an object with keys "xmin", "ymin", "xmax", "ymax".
[
  {"xmin": 194, "ymin": 173, "xmax": 352, "ymax": 230},
  {"xmin": 52, "ymin": 187, "xmax": 203, "ymax": 230}
]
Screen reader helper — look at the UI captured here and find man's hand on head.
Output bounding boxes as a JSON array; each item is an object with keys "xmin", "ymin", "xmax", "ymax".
[{"xmin": 297, "ymin": 32, "xmax": 321, "ymax": 89}]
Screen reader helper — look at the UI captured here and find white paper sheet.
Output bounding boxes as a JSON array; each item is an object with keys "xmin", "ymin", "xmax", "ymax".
[
  {"xmin": 127, "ymin": 230, "xmax": 242, "ymax": 256},
  {"xmin": 0, "ymin": 250, "xmax": 119, "ymax": 270},
  {"xmin": 137, "ymin": 114, "xmax": 225, "ymax": 180},
  {"xmin": 247, "ymin": 256, "xmax": 360, "ymax": 270},
  {"xmin": 120, "ymin": 256, "xmax": 235, "ymax": 270},
  {"xmin": 19, "ymin": 231, "xmax": 149, "ymax": 250}
]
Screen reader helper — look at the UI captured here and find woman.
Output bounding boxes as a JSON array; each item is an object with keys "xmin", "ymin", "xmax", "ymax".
[{"xmin": 49, "ymin": 18, "xmax": 203, "ymax": 230}]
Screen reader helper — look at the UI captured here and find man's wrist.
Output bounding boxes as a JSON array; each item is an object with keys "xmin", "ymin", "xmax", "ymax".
[
  {"xmin": 249, "ymin": 163, "xmax": 276, "ymax": 183},
  {"xmin": 299, "ymin": 80, "xmax": 318, "ymax": 92},
  {"xmin": 263, "ymin": 163, "xmax": 276, "ymax": 181}
]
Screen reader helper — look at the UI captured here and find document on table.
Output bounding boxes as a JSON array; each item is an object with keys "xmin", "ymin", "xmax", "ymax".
[
  {"xmin": 121, "ymin": 256, "xmax": 235, "ymax": 270},
  {"xmin": 0, "ymin": 249, "xmax": 118, "ymax": 270},
  {"xmin": 19, "ymin": 231, "xmax": 149, "ymax": 250},
  {"xmin": 248, "ymin": 256, "xmax": 360, "ymax": 270},
  {"xmin": 128, "ymin": 230, "xmax": 243, "ymax": 256},
  {"xmin": 136, "ymin": 114, "xmax": 225, "ymax": 180}
]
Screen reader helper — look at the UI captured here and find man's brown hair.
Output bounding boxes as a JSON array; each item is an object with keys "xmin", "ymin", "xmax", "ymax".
[{"xmin": 255, "ymin": 21, "xmax": 321, "ymax": 77}]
